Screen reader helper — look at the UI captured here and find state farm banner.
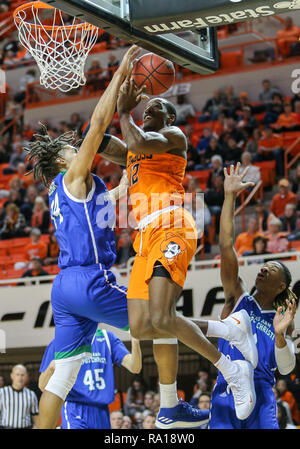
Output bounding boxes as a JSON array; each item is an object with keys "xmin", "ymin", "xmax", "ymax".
[
  {"xmin": 129, "ymin": 0, "xmax": 300, "ymax": 34},
  {"xmin": 1, "ymin": 256, "xmax": 300, "ymax": 349}
]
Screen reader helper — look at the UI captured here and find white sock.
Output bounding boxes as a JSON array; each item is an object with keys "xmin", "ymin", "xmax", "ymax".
[
  {"xmin": 214, "ymin": 353, "xmax": 238, "ymax": 380},
  {"xmin": 159, "ymin": 382, "xmax": 179, "ymax": 408},
  {"xmin": 207, "ymin": 320, "xmax": 230, "ymax": 340}
]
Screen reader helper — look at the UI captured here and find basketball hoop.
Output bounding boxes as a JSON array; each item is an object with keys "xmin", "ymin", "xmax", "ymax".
[{"xmin": 14, "ymin": 2, "xmax": 99, "ymax": 92}]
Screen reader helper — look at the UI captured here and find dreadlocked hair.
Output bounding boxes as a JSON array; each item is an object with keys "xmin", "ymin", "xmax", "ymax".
[
  {"xmin": 273, "ymin": 261, "xmax": 299, "ymax": 310},
  {"xmin": 24, "ymin": 122, "xmax": 82, "ymax": 187}
]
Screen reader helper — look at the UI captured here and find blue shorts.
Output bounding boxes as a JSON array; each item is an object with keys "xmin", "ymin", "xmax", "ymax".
[
  {"xmin": 51, "ymin": 264, "xmax": 128, "ymax": 360},
  {"xmin": 209, "ymin": 380, "xmax": 279, "ymax": 429},
  {"xmin": 61, "ymin": 401, "xmax": 110, "ymax": 429}
]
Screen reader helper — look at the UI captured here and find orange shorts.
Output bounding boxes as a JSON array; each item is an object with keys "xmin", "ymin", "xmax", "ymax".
[{"xmin": 127, "ymin": 208, "xmax": 197, "ymax": 300}]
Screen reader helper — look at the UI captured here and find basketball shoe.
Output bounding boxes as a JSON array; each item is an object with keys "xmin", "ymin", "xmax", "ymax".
[
  {"xmin": 221, "ymin": 309, "xmax": 258, "ymax": 368},
  {"xmin": 155, "ymin": 400, "xmax": 210, "ymax": 429}
]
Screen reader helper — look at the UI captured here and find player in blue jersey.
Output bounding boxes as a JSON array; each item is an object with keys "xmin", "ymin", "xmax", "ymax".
[
  {"xmin": 204, "ymin": 163, "xmax": 298, "ymax": 429},
  {"xmin": 38, "ymin": 330, "xmax": 142, "ymax": 429},
  {"xmin": 24, "ymin": 46, "xmax": 144, "ymax": 429}
]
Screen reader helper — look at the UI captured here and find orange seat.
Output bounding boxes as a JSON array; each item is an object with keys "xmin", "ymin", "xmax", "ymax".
[
  {"xmin": 40, "ymin": 234, "xmax": 50, "ymax": 244},
  {"xmin": 10, "ymin": 237, "xmax": 30, "ymax": 247},
  {"xmin": 291, "ymin": 241, "xmax": 300, "ymax": 251},
  {"xmin": 9, "ymin": 247, "xmax": 27, "ymax": 256},
  {"xmin": 253, "ymin": 161, "xmax": 276, "ymax": 187},
  {"xmin": 108, "ymin": 392, "xmax": 127, "ymax": 413},
  {"xmin": 220, "ymin": 50, "xmax": 243, "ymax": 69}
]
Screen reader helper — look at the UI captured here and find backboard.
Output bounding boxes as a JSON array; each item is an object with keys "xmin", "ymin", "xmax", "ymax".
[{"xmin": 43, "ymin": 0, "xmax": 219, "ymax": 75}]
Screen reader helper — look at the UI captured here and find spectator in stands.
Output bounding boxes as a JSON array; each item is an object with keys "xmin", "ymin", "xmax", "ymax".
[
  {"xmin": 243, "ymin": 235, "xmax": 272, "ymax": 264},
  {"xmin": 223, "ymin": 85, "xmax": 239, "ymax": 117},
  {"xmin": 86, "ymin": 59, "xmax": 108, "ymax": 91},
  {"xmin": 20, "ymin": 185, "xmax": 38, "ymax": 224},
  {"xmin": 280, "ymin": 203, "xmax": 298, "ymax": 233},
  {"xmin": 68, "ymin": 113, "xmax": 83, "ymax": 136},
  {"xmin": 254, "ymin": 199, "xmax": 273, "ymax": 233},
  {"xmin": 3, "ymin": 33, "xmax": 19, "ymax": 58},
  {"xmin": 0, "ymin": 375, "xmax": 4, "ymax": 388},
  {"xmin": 115, "ymin": 229, "xmax": 135, "ymax": 268},
  {"xmin": 291, "ymin": 163, "xmax": 300, "ymax": 196},
  {"xmin": 141, "ymin": 391, "xmax": 155, "ymax": 418},
  {"xmin": 24, "ymin": 228, "xmax": 47, "ymax": 263},
  {"xmin": 124, "ymin": 378, "xmax": 145, "ymax": 418},
  {"xmin": 121, "ymin": 415, "xmax": 133, "ymax": 429},
  {"xmin": 186, "ymin": 126, "xmax": 200, "ymax": 171},
  {"xmin": 277, "ymin": 402, "xmax": 298, "ymax": 429},
  {"xmin": 0, "ymin": 203, "xmax": 26, "ymax": 240},
  {"xmin": 293, "ymin": 101, "xmax": 300, "ymax": 129},
  {"xmin": 222, "ymin": 137, "xmax": 242, "ymax": 165},
  {"xmin": 291, "ymin": 92, "xmax": 300, "ymax": 111},
  {"xmin": 142, "ymin": 414, "xmax": 156, "ymax": 430},
  {"xmin": 196, "ymin": 128, "xmax": 213, "ymax": 163},
  {"xmin": 273, "ymin": 102, "xmax": 299, "ymax": 132},
  {"xmin": 29, "ymin": 196, "xmax": 50, "ymax": 234},
  {"xmin": 199, "ymin": 89, "xmax": 225, "ymax": 122},
  {"xmin": 197, "ymin": 391, "xmax": 211, "ymax": 408},
  {"xmin": 258, "ymin": 79, "xmax": 281, "ymax": 105},
  {"xmin": 245, "ymin": 128, "xmax": 262, "ymax": 156},
  {"xmin": 235, "ymin": 216, "xmax": 261, "ymax": 256},
  {"xmin": 13, "ymin": 163, "xmax": 34, "ymax": 189},
  {"xmin": 14, "ymin": 69, "xmax": 36, "ymax": 105},
  {"xmin": 204, "ymin": 175, "xmax": 224, "ymax": 234},
  {"xmin": 0, "ymin": 142, "xmax": 10, "ymax": 164},
  {"xmin": 219, "ymin": 117, "xmax": 245, "ymax": 148},
  {"xmin": 256, "ymin": 126, "xmax": 284, "ymax": 176},
  {"xmin": 204, "ymin": 137, "xmax": 224, "ymax": 165},
  {"xmin": 3, "ymin": 50, "xmax": 18, "ymax": 66},
  {"xmin": 232, "ymin": 91, "xmax": 253, "ymax": 119},
  {"xmin": 107, "ymin": 54, "xmax": 119, "ymax": 81},
  {"xmin": 44, "ymin": 230, "xmax": 59, "ymax": 266},
  {"xmin": 270, "ymin": 179, "xmax": 297, "ymax": 218},
  {"xmin": 207, "ymin": 155, "xmax": 224, "ymax": 189},
  {"xmin": 174, "ymin": 95, "xmax": 195, "ymax": 126},
  {"xmin": 2, "ymin": 102, "xmax": 20, "ymax": 143},
  {"xmin": 276, "ymin": 17, "xmax": 300, "ymax": 59},
  {"xmin": 110, "ymin": 411, "xmax": 124, "ymax": 429},
  {"xmin": 239, "ymin": 152, "xmax": 261, "ymax": 185},
  {"xmin": 236, "ymin": 106, "xmax": 259, "ymax": 138},
  {"xmin": 19, "ymin": 258, "xmax": 50, "ymax": 285},
  {"xmin": 276, "ymin": 378, "xmax": 300, "ymax": 425},
  {"xmin": 273, "ymin": 387, "xmax": 294, "ymax": 426},
  {"xmin": 5, "ymin": 144, "xmax": 27, "ymax": 174},
  {"xmin": 263, "ymin": 92, "xmax": 284, "ymax": 125},
  {"xmin": 265, "ymin": 217, "xmax": 289, "ymax": 254},
  {"xmin": 3, "ymin": 189, "xmax": 23, "ymax": 209}
]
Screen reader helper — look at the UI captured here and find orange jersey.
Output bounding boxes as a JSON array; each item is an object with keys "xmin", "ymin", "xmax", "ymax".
[{"xmin": 126, "ymin": 151, "xmax": 186, "ymax": 224}]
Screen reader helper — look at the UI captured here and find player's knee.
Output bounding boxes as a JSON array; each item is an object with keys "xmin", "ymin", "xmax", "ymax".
[
  {"xmin": 45, "ymin": 357, "xmax": 82, "ymax": 401},
  {"xmin": 151, "ymin": 312, "xmax": 172, "ymax": 332}
]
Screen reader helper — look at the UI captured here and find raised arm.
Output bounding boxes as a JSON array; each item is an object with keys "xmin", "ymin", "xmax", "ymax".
[
  {"xmin": 64, "ymin": 46, "xmax": 140, "ymax": 191},
  {"xmin": 220, "ymin": 163, "xmax": 254, "ymax": 319}
]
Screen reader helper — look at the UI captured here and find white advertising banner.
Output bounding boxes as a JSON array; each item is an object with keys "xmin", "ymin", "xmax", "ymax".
[{"xmin": 1, "ymin": 254, "xmax": 300, "ymax": 349}]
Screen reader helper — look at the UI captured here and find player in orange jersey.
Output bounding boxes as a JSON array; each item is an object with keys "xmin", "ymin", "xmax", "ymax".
[{"xmin": 115, "ymin": 79, "xmax": 257, "ymax": 428}]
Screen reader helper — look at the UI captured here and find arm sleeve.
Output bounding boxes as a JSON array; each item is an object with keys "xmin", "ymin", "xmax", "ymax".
[
  {"xmin": 275, "ymin": 336, "xmax": 296, "ymax": 375},
  {"xmin": 108, "ymin": 332, "xmax": 130, "ymax": 367},
  {"xmin": 82, "ymin": 123, "xmax": 112, "ymax": 154},
  {"xmin": 39, "ymin": 340, "xmax": 55, "ymax": 373}
]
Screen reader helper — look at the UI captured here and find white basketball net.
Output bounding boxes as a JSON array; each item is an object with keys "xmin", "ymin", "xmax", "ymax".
[{"xmin": 14, "ymin": 4, "xmax": 99, "ymax": 92}]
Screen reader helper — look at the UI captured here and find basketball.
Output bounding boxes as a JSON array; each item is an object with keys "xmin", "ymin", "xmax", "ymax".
[{"xmin": 132, "ymin": 53, "xmax": 175, "ymax": 95}]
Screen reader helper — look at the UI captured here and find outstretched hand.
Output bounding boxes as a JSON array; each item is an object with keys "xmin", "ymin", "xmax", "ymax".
[
  {"xmin": 273, "ymin": 298, "xmax": 297, "ymax": 336},
  {"xmin": 223, "ymin": 162, "xmax": 255, "ymax": 195},
  {"xmin": 117, "ymin": 45, "xmax": 141, "ymax": 80},
  {"xmin": 117, "ymin": 78, "xmax": 149, "ymax": 114}
]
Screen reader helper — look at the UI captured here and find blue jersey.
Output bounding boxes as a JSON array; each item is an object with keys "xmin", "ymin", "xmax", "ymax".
[
  {"xmin": 40, "ymin": 330, "xmax": 129, "ymax": 406},
  {"xmin": 218, "ymin": 293, "xmax": 277, "ymax": 386},
  {"xmin": 48, "ymin": 173, "xmax": 116, "ymax": 269}
]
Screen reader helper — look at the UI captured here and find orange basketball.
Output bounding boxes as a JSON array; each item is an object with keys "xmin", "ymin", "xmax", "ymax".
[{"xmin": 132, "ymin": 53, "xmax": 175, "ymax": 95}]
